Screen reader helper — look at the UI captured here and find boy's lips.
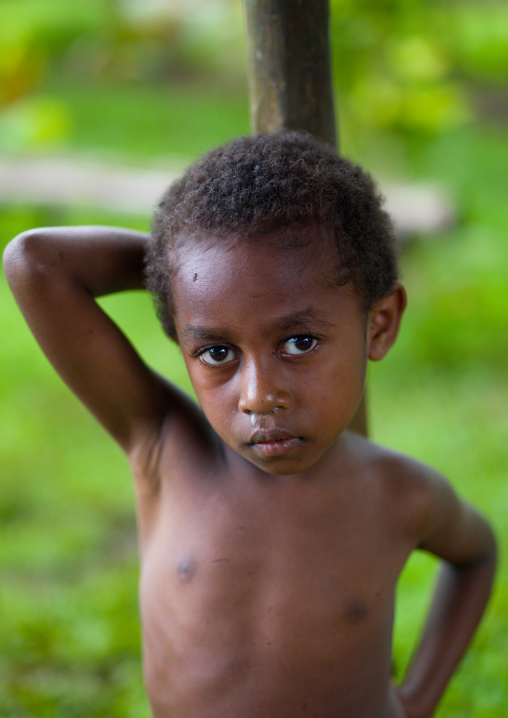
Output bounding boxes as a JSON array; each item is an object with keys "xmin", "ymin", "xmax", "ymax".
[{"xmin": 248, "ymin": 429, "xmax": 303, "ymax": 458}]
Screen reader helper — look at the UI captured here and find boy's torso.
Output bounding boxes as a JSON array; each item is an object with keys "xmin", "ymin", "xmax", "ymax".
[{"xmin": 131, "ymin": 423, "xmax": 422, "ymax": 718}]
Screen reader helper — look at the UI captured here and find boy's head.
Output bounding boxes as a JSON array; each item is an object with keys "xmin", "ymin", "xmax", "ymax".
[
  {"xmin": 146, "ymin": 131, "xmax": 405, "ymax": 473},
  {"xmin": 146, "ymin": 131, "xmax": 398, "ymax": 342}
]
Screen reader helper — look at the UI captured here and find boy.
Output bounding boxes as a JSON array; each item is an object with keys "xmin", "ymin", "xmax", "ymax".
[{"xmin": 3, "ymin": 132, "xmax": 496, "ymax": 718}]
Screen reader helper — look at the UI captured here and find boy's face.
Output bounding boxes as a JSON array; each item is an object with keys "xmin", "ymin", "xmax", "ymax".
[{"xmin": 172, "ymin": 231, "xmax": 400, "ymax": 476}]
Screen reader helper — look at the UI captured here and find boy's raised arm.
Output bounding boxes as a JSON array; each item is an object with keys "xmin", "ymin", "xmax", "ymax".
[
  {"xmin": 3, "ymin": 226, "xmax": 176, "ymax": 453},
  {"xmin": 396, "ymin": 475, "xmax": 497, "ymax": 718}
]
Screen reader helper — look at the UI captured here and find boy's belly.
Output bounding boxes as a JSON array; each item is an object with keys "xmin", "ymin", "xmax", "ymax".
[{"xmin": 138, "ymin": 518, "xmax": 401, "ymax": 718}]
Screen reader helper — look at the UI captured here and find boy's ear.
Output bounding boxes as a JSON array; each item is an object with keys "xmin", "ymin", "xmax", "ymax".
[{"xmin": 367, "ymin": 282, "xmax": 407, "ymax": 361}]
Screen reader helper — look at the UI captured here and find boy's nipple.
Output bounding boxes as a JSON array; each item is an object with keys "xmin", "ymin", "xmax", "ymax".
[
  {"xmin": 176, "ymin": 557, "xmax": 196, "ymax": 583},
  {"xmin": 344, "ymin": 598, "xmax": 368, "ymax": 624}
]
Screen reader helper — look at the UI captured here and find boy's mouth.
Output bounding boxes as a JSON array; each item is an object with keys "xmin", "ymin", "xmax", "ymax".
[{"xmin": 248, "ymin": 430, "xmax": 303, "ymax": 458}]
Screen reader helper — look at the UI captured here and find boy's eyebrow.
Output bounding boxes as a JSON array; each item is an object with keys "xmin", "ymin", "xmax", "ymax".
[
  {"xmin": 269, "ymin": 308, "xmax": 335, "ymax": 334},
  {"xmin": 181, "ymin": 307, "xmax": 334, "ymax": 344},
  {"xmin": 181, "ymin": 326, "xmax": 230, "ymax": 343}
]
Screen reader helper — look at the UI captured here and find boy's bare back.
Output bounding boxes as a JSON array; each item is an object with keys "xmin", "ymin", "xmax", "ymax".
[{"xmin": 3, "ymin": 133, "xmax": 496, "ymax": 718}]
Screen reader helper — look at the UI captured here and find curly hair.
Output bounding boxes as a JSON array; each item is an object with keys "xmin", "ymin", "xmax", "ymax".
[{"xmin": 146, "ymin": 131, "xmax": 398, "ymax": 341}]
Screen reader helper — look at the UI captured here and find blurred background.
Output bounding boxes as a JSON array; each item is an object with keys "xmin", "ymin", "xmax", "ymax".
[{"xmin": 1, "ymin": 1, "xmax": 507, "ymax": 716}]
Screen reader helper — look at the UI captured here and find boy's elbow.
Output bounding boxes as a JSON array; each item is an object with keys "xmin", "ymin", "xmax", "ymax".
[
  {"xmin": 466, "ymin": 519, "xmax": 497, "ymax": 590},
  {"xmin": 3, "ymin": 230, "xmax": 51, "ymax": 285},
  {"xmin": 476, "ymin": 512, "xmax": 497, "ymax": 565},
  {"xmin": 483, "ymin": 522, "xmax": 497, "ymax": 573}
]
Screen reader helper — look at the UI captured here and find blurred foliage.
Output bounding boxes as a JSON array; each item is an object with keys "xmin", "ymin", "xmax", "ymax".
[
  {"xmin": 43, "ymin": 82, "xmax": 249, "ymax": 162},
  {"xmin": 0, "ymin": 97, "xmax": 70, "ymax": 153},
  {"xmin": 330, "ymin": 0, "xmax": 508, "ymax": 138},
  {"xmin": 0, "ymin": 0, "xmax": 107, "ymax": 150},
  {"xmin": 0, "ymin": 0, "xmax": 507, "ymax": 154}
]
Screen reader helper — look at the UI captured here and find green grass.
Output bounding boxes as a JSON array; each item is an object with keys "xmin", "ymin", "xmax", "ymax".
[
  {"xmin": 31, "ymin": 79, "xmax": 251, "ymax": 164},
  {"xmin": 1, "ymin": 91, "xmax": 507, "ymax": 716}
]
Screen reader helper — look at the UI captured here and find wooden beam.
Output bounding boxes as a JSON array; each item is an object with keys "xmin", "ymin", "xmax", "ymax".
[{"xmin": 242, "ymin": 0, "xmax": 367, "ymax": 435}]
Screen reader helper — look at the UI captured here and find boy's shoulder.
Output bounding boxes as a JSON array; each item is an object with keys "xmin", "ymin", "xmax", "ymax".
[
  {"xmin": 344, "ymin": 428, "xmax": 447, "ymax": 486},
  {"xmin": 343, "ymin": 430, "xmax": 453, "ymax": 543}
]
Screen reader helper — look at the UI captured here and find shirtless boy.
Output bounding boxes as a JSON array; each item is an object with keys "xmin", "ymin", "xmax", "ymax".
[{"xmin": 3, "ymin": 132, "xmax": 496, "ymax": 718}]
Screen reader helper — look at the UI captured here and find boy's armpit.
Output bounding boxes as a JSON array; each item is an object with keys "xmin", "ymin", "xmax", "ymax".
[{"xmin": 128, "ymin": 380, "xmax": 218, "ymax": 490}]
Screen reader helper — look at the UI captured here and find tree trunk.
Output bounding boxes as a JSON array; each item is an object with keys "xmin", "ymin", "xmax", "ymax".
[{"xmin": 242, "ymin": 0, "xmax": 367, "ymax": 435}]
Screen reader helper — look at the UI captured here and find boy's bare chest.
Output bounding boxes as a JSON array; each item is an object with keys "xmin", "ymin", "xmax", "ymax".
[
  {"xmin": 140, "ymin": 492, "xmax": 398, "ymax": 638},
  {"xmin": 136, "ymin": 466, "xmax": 409, "ymax": 718}
]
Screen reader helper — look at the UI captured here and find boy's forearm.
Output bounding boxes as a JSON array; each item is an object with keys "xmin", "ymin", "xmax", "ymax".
[
  {"xmin": 3, "ymin": 226, "xmax": 150, "ymax": 297},
  {"xmin": 398, "ymin": 528, "xmax": 496, "ymax": 718}
]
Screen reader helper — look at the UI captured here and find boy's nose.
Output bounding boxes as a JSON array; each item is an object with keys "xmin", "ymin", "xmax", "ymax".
[{"xmin": 238, "ymin": 358, "xmax": 292, "ymax": 415}]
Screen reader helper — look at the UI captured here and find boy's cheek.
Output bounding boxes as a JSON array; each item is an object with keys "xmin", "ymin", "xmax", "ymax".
[
  {"xmin": 187, "ymin": 373, "xmax": 235, "ymax": 424},
  {"xmin": 186, "ymin": 364, "xmax": 232, "ymax": 403}
]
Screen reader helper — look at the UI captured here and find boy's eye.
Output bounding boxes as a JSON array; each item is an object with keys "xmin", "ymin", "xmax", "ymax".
[
  {"xmin": 199, "ymin": 346, "xmax": 235, "ymax": 366},
  {"xmin": 282, "ymin": 336, "xmax": 318, "ymax": 355}
]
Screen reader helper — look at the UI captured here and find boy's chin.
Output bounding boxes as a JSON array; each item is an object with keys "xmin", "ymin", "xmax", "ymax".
[
  {"xmin": 249, "ymin": 459, "xmax": 307, "ymax": 477},
  {"xmin": 220, "ymin": 432, "xmax": 347, "ymax": 477},
  {"xmin": 237, "ymin": 444, "xmax": 324, "ymax": 477}
]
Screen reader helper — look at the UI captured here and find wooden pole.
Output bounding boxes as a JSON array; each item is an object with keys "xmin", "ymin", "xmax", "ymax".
[
  {"xmin": 242, "ymin": 0, "xmax": 367, "ymax": 435},
  {"xmin": 242, "ymin": 0, "xmax": 336, "ymax": 146}
]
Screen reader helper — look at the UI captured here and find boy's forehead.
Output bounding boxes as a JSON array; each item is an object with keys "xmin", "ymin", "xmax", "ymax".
[
  {"xmin": 171, "ymin": 227, "xmax": 338, "ymax": 285},
  {"xmin": 170, "ymin": 232, "xmax": 362, "ymax": 334}
]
